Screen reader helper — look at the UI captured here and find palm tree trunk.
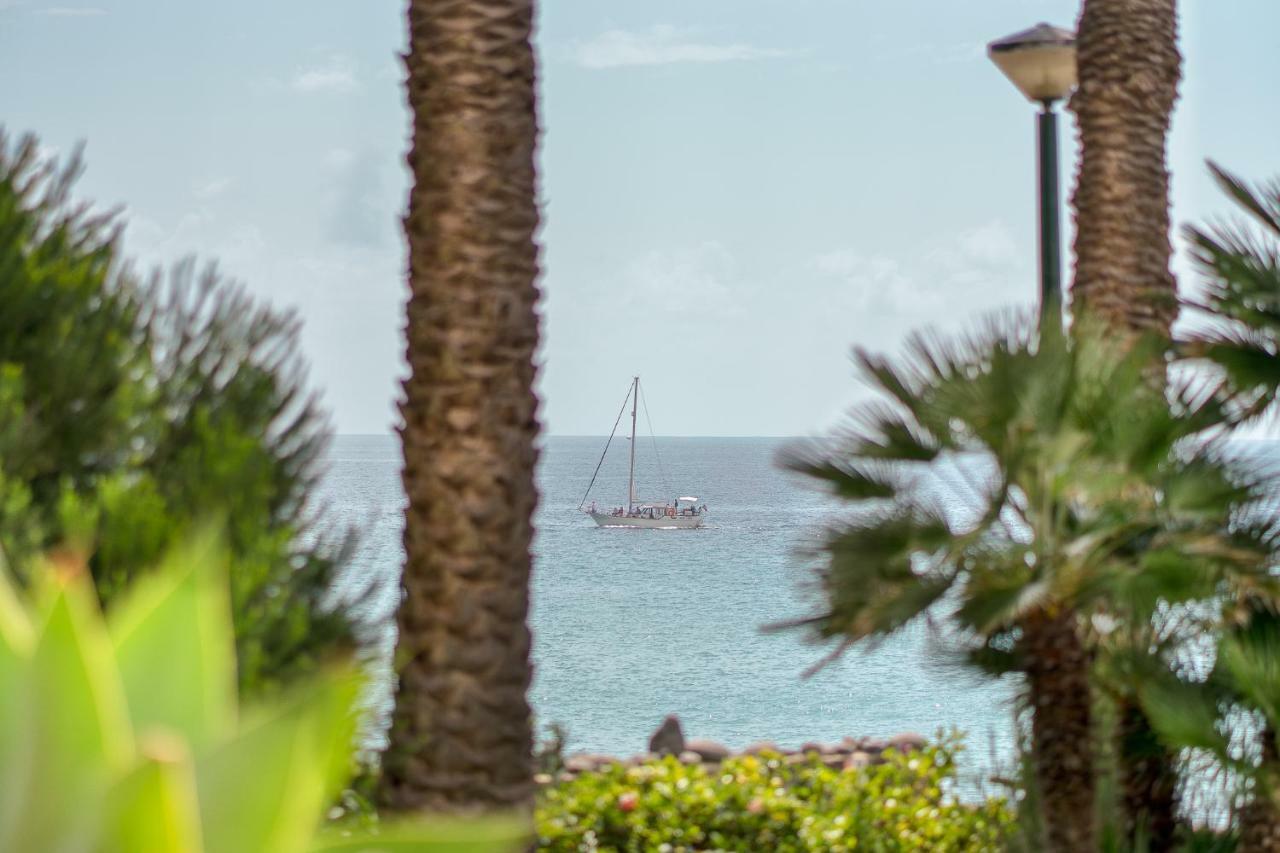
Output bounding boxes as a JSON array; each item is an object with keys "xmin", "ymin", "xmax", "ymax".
[
  {"xmin": 1118, "ymin": 697, "xmax": 1178, "ymax": 852},
  {"xmin": 379, "ymin": 0, "xmax": 542, "ymax": 814},
  {"xmin": 1023, "ymin": 608, "xmax": 1096, "ymax": 852},
  {"xmin": 1070, "ymin": 3, "xmax": 1183, "ymax": 842},
  {"xmin": 1241, "ymin": 726, "xmax": 1280, "ymax": 852},
  {"xmin": 1069, "ymin": 0, "xmax": 1181, "ymax": 338}
]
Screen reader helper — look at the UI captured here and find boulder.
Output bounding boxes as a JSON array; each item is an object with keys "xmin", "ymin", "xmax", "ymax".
[
  {"xmin": 678, "ymin": 750, "xmax": 703, "ymax": 766},
  {"xmin": 821, "ymin": 753, "xmax": 846, "ymax": 770},
  {"xmin": 889, "ymin": 732, "xmax": 928, "ymax": 754},
  {"xmin": 741, "ymin": 741, "xmax": 782, "ymax": 756},
  {"xmin": 843, "ymin": 751, "xmax": 873, "ymax": 771},
  {"xmin": 685, "ymin": 738, "xmax": 731, "ymax": 762},
  {"xmin": 648, "ymin": 715, "xmax": 686, "ymax": 757},
  {"xmin": 859, "ymin": 737, "xmax": 889, "ymax": 754},
  {"xmin": 624, "ymin": 752, "xmax": 657, "ymax": 767},
  {"xmin": 799, "ymin": 741, "xmax": 825, "ymax": 755}
]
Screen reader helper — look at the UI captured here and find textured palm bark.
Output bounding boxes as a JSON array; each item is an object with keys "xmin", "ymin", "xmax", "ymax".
[
  {"xmin": 1023, "ymin": 609, "xmax": 1096, "ymax": 852},
  {"xmin": 1069, "ymin": 0, "xmax": 1181, "ymax": 338},
  {"xmin": 379, "ymin": 0, "xmax": 541, "ymax": 814},
  {"xmin": 1118, "ymin": 697, "xmax": 1178, "ymax": 852},
  {"xmin": 1241, "ymin": 727, "xmax": 1280, "ymax": 853}
]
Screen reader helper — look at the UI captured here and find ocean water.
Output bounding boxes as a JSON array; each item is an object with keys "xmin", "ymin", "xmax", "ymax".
[{"xmin": 320, "ymin": 434, "xmax": 1016, "ymax": 783}]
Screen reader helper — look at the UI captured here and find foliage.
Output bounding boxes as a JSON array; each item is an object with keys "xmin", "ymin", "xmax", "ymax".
[
  {"xmin": 0, "ymin": 131, "xmax": 364, "ymax": 696},
  {"xmin": 535, "ymin": 722, "xmax": 569, "ymax": 776},
  {"xmin": 1182, "ymin": 163, "xmax": 1280, "ymax": 424},
  {"xmin": 781, "ymin": 315, "xmax": 1273, "ymax": 670},
  {"xmin": 781, "ymin": 164, "xmax": 1280, "ymax": 845},
  {"xmin": 0, "ymin": 531, "xmax": 524, "ymax": 852},
  {"xmin": 535, "ymin": 738, "xmax": 1013, "ymax": 852}
]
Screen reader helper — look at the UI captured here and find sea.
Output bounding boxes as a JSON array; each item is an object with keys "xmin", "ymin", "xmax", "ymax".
[{"xmin": 320, "ymin": 434, "xmax": 1017, "ymax": 788}]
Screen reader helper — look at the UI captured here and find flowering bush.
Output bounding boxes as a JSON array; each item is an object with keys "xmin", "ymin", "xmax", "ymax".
[{"xmin": 536, "ymin": 738, "xmax": 1012, "ymax": 852}]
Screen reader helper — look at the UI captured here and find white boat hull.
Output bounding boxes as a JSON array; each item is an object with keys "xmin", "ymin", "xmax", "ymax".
[{"xmin": 589, "ymin": 512, "xmax": 705, "ymax": 529}]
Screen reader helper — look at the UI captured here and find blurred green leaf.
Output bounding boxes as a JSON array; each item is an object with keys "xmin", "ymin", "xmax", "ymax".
[
  {"xmin": 310, "ymin": 818, "xmax": 529, "ymax": 853},
  {"xmin": 101, "ymin": 737, "xmax": 204, "ymax": 853},
  {"xmin": 196, "ymin": 672, "xmax": 360, "ymax": 853},
  {"xmin": 109, "ymin": 529, "xmax": 236, "ymax": 747}
]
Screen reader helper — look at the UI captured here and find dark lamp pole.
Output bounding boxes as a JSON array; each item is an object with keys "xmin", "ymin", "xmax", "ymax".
[{"xmin": 988, "ymin": 23, "xmax": 1077, "ymax": 331}]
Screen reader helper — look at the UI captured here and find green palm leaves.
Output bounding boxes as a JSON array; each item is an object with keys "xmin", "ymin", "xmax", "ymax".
[{"xmin": 787, "ymin": 316, "xmax": 1270, "ymax": 658}]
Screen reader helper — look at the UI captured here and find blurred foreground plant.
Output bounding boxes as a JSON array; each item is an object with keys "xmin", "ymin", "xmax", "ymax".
[{"xmin": 0, "ymin": 532, "xmax": 524, "ymax": 852}]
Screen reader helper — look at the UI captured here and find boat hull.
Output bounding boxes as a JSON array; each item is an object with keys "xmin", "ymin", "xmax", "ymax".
[{"xmin": 589, "ymin": 512, "xmax": 705, "ymax": 529}]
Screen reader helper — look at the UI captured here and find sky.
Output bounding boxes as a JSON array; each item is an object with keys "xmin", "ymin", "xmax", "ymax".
[{"xmin": 1, "ymin": 1, "xmax": 1277, "ymax": 437}]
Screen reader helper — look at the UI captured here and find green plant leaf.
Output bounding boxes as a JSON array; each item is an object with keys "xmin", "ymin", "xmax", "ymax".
[
  {"xmin": 101, "ymin": 734, "xmax": 205, "ymax": 853},
  {"xmin": 108, "ymin": 528, "xmax": 236, "ymax": 747},
  {"xmin": 0, "ymin": 567, "xmax": 133, "ymax": 853},
  {"xmin": 195, "ymin": 671, "xmax": 360, "ymax": 853},
  {"xmin": 310, "ymin": 818, "xmax": 529, "ymax": 853}
]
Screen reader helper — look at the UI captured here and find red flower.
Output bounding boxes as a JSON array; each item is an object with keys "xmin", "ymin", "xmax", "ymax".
[{"xmin": 618, "ymin": 791, "xmax": 639, "ymax": 813}]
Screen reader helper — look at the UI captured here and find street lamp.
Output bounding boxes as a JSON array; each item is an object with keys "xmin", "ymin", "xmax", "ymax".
[{"xmin": 988, "ymin": 23, "xmax": 1077, "ymax": 330}]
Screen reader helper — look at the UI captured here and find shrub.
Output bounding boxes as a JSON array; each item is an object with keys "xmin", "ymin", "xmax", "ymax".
[
  {"xmin": 0, "ymin": 131, "xmax": 363, "ymax": 697},
  {"xmin": 535, "ymin": 738, "xmax": 1013, "ymax": 852}
]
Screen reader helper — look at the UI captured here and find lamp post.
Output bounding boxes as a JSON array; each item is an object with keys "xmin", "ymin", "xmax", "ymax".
[{"xmin": 988, "ymin": 23, "xmax": 1077, "ymax": 331}]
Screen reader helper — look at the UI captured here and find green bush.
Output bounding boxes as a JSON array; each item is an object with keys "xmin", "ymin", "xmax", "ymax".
[
  {"xmin": 536, "ymin": 739, "xmax": 1013, "ymax": 852},
  {"xmin": 0, "ymin": 530, "xmax": 524, "ymax": 852},
  {"xmin": 0, "ymin": 131, "xmax": 362, "ymax": 697}
]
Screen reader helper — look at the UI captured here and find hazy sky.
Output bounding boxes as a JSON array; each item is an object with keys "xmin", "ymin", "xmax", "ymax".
[{"xmin": 1, "ymin": 1, "xmax": 1277, "ymax": 436}]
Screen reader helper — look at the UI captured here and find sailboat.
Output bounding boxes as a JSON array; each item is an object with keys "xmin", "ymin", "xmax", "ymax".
[{"xmin": 578, "ymin": 377, "xmax": 707, "ymax": 529}]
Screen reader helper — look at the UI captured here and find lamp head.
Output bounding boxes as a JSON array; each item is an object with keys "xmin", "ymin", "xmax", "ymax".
[{"xmin": 988, "ymin": 22, "xmax": 1077, "ymax": 104}]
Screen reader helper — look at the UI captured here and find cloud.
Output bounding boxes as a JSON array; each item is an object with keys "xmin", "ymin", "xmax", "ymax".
[
  {"xmin": 811, "ymin": 220, "xmax": 1027, "ymax": 323},
  {"xmin": 192, "ymin": 177, "xmax": 231, "ymax": 201},
  {"xmin": 573, "ymin": 25, "xmax": 791, "ymax": 69},
  {"xmin": 292, "ymin": 54, "xmax": 358, "ymax": 94},
  {"xmin": 620, "ymin": 242, "xmax": 746, "ymax": 317},
  {"xmin": 34, "ymin": 5, "xmax": 107, "ymax": 15}
]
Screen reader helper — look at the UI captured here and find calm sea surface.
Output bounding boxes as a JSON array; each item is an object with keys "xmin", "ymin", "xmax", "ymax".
[{"xmin": 320, "ymin": 434, "xmax": 1017, "ymax": 784}]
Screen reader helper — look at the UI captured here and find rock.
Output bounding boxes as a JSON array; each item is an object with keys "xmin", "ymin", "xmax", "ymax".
[
  {"xmin": 624, "ymin": 752, "xmax": 658, "ymax": 767},
  {"xmin": 784, "ymin": 753, "xmax": 810, "ymax": 766},
  {"xmin": 821, "ymin": 753, "xmax": 846, "ymax": 770},
  {"xmin": 859, "ymin": 737, "xmax": 889, "ymax": 754},
  {"xmin": 843, "ymin": 751, "xmax": 873, "ymax": 771},
  {"xmin": 799, "ymin": 741, "xmax": 825, "ymax": 755},
  {"xmin": 556, "ymin": 771, "xmax": 577, "ymax": 784},
  {"xmin": 678, "ymin": 750, "xmax": 703, "ymax": 766},
  {"xmin": 563, "ymin": 754, "xmax": 598, "ymax": 774},
  {"xmin": 648, "ymin": 715, "xmax": 685, "ymax": 757},
  {"xmin": 685, "ymin": 738, "xmax": 731, "ymax": 762},
  {"xmin": 889, "ymin": 732, "xmax": 928, "ymax": 754},
  {"xmin": 741, "ymin": 741, "xmax": 781, "ymax": 756}
]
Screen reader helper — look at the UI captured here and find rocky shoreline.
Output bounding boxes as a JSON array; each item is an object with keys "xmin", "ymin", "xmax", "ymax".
[{"xmin": 537, "ymin": 714, "xmax": 929, "ymax": 785}]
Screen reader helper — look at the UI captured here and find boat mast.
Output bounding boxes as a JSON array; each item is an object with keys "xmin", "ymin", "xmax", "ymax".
[{"xmin": 627, "ymin": 376, "xmax": 638, "ymax": 511}]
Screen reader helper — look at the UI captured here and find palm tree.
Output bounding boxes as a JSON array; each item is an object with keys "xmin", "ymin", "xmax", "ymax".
[
  {"xmin": 1172, "ymin": 166, "xmax": 1280, "ymax": 848},
  {"xmin": 1070, "ymin": 0, "xmax": 1182, "ymax": 339},
  {"xmin": 1069, "ymin": 2, "xmax": 1184, "ymax": 842},
  {"xmin": 378, "ymin": 0, "xmax": 542, "ymax": 815},
  {"xmin": 785, "ymin": 316, "xmax": 1265, "ymax": 852}
]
